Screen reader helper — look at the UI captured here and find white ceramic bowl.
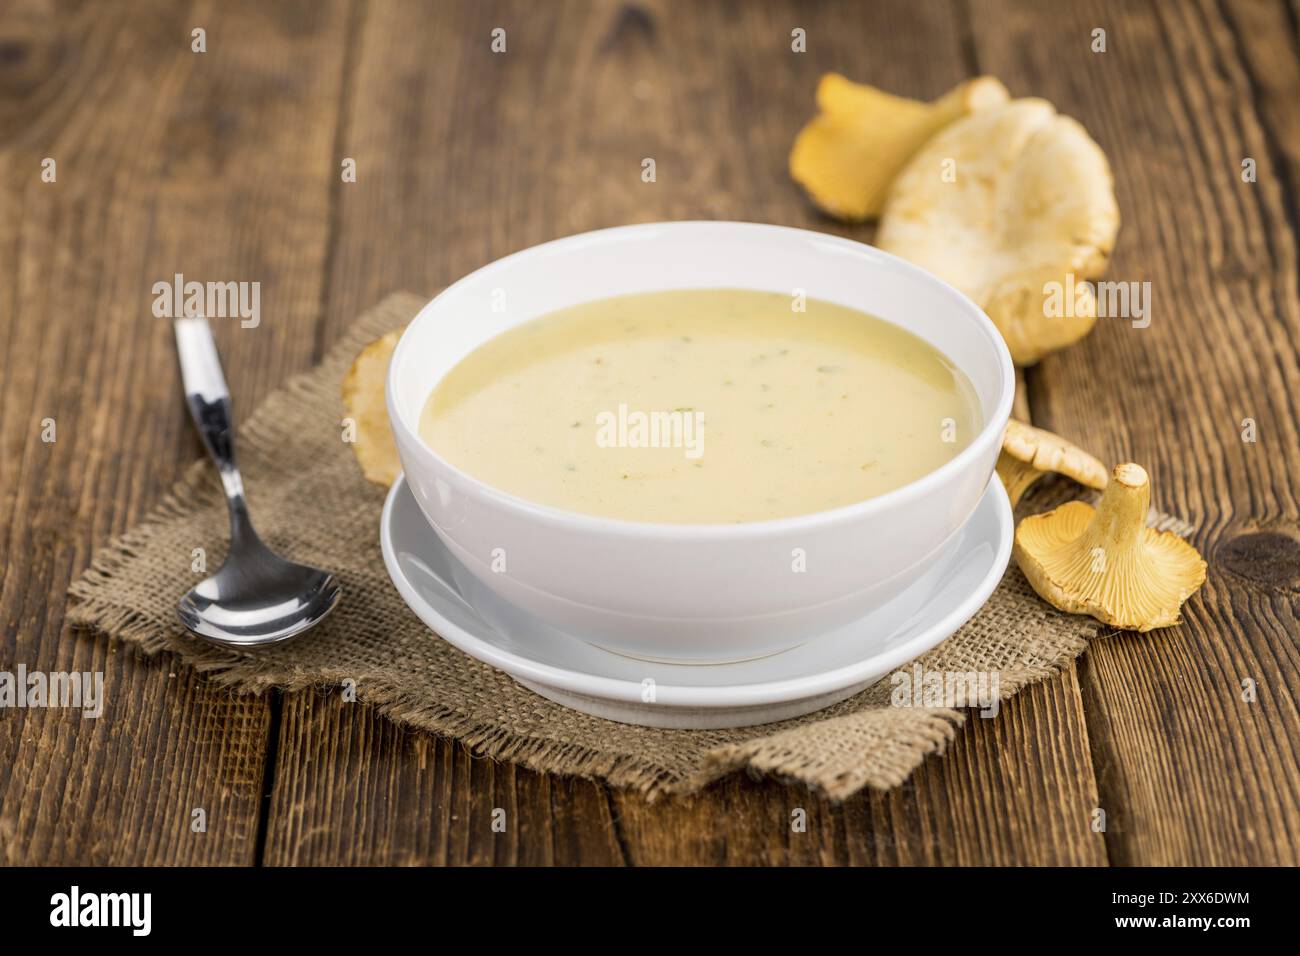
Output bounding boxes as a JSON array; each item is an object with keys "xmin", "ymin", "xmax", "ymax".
[{"xmin": 387, "ymin": 222, "xmax": 1014, "ymax": 663}]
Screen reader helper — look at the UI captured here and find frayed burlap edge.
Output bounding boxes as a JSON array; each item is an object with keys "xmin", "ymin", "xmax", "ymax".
[{"xmin": 691, "ymin": 644, "xmax": 1090, "ymax": 799}]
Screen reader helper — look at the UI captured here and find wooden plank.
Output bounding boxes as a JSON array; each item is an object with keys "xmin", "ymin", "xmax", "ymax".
[
  {"xmin": 1221, "ymin": 0, "xmax": 1300, "ymax": 221},
  {"xmin": 264, "ymin": 0, "xmax": 1104, "ymax": 865},
  {"xmin": 0, "ymin": 0, "xmax": 352, "ymax": 863},
  {"xmin": 970, "ymin": 0, "xmax": 1300, "ymax": 864},
  {"xmin": 263, "ymin": 692, "xmax": 626, "ymax": 866},
  {"xmin": 610, "ymin": 670, "xmax": 1103, "ymax": 866}
]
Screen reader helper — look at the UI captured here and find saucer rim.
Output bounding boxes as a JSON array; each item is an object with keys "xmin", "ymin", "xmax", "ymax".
[{"xmin": 380, "ymin": 474, "xmax": 1013, "ymax": 709}]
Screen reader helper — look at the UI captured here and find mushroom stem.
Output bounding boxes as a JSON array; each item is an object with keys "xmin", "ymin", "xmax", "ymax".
[
  {"xmin": 1080, "ymin": 463, "xmax": 1150, "ymax": 551},
  {"xmin": 996, "ymin": 451, "xmax": 1039, "ymax": 507}
]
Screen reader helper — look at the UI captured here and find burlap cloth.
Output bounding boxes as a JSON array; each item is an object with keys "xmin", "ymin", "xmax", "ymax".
[{"xmin": 67, "ymin": 293, "xmax": 1176, "ymax": 801}]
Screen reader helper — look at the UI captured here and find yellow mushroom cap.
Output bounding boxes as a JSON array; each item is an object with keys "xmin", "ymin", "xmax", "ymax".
[
  {"xmin": 789, "ymin": 74, "xmax": 1009, "ymax": 222},
  {"xmin": 1013, "ymin": 463, "xmax": 1206, "ymax": 632},
  {"xmin": 877, "ymin": 99, "xmax": 1120, "ymax": 365},
  {"xmin": 996, "ymin": 419, "xmax": 1109, "ymax": 506}
]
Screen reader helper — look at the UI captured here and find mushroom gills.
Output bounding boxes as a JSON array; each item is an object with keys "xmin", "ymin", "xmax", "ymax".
[{"xmin": 1013, "ymin": 463, "xmax": 1206, "ymax": 631}]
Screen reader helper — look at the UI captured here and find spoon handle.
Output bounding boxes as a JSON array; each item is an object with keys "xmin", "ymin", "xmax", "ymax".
[{"xmin": 172, "ymin": 316, "xmax": 255, "ymax": 535}]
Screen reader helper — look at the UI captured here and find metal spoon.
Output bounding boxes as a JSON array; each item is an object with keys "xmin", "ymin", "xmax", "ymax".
[{"xmin": 172, "ymin": 315, "xmax": 341, "ymax": 646}]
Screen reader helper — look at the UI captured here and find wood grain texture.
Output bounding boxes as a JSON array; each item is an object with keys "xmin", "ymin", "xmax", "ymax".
[
  {"xmin": 970, "ymin": 0, "xmax": 1300, "ymax": 864},
  {"xmin": 0, "ymin": 0, "xmax": 352, "ymax": 863},
  {"xmin": 262, "ymin": 0, "xmax": 1105, "ymax": 867},
  {"xmin": 2, "ymin": 0, "xmax": 1295, "ymax": 866}
]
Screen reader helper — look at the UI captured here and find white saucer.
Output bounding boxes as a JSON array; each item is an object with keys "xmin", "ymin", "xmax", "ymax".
[{"xmin": 380, "ymin": 476, "xmax": 1013, "ymax": 729}]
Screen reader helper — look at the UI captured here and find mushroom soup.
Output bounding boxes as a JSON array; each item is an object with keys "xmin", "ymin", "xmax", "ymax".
[{"xmin": 418, "ymin": 289, "xmax": 981, "ymax": 524}]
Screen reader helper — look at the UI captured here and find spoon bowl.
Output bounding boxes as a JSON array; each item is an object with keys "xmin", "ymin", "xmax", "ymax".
[{"xmin": 178, "ymin": 545, "xmax": 341, "ymax": 646}]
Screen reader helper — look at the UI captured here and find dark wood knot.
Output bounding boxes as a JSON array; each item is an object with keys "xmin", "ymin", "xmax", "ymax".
[
  {"xmin": 1217, "ymin": 531, "xmax": 1300, "ymax": 594},
  {"xmin": 600, "ymin": 3, "xmax": 657, "ymax": 51},
  {"xmin": 0, "ymin": 40, "xmax": 29, "ymax": 67}
]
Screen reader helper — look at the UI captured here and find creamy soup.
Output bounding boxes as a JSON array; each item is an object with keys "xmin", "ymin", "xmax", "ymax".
[{"xmin": 418, "ymin": 289, "xmax": 981, "ymax": 523}]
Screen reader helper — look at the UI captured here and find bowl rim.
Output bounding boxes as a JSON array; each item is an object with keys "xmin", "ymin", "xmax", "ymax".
[{"xmin": 386, "ymin": 220, "xmax": 1015, "ymax": 539}]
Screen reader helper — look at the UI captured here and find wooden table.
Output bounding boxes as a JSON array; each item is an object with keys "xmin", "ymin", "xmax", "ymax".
[{"xmin": 2, "ymin": 0, "xmax": 1298, "ymax": 866}]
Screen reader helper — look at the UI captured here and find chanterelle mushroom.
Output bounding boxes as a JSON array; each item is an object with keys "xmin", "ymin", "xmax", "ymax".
[
  {"xmin": 997, "ymin": 419, "xmax": 1109, "ymax": 507},
  {"xmin": 1014, "ymin": 463, "xmax": 1206, "ymax": 631},
  {"xmin": 789, "ymin": 74, "xmax": 1009, "ymax": 222},
  {"xmin": 877, "ymin": 99, "xmax": 1120, "ymax": 365}
]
